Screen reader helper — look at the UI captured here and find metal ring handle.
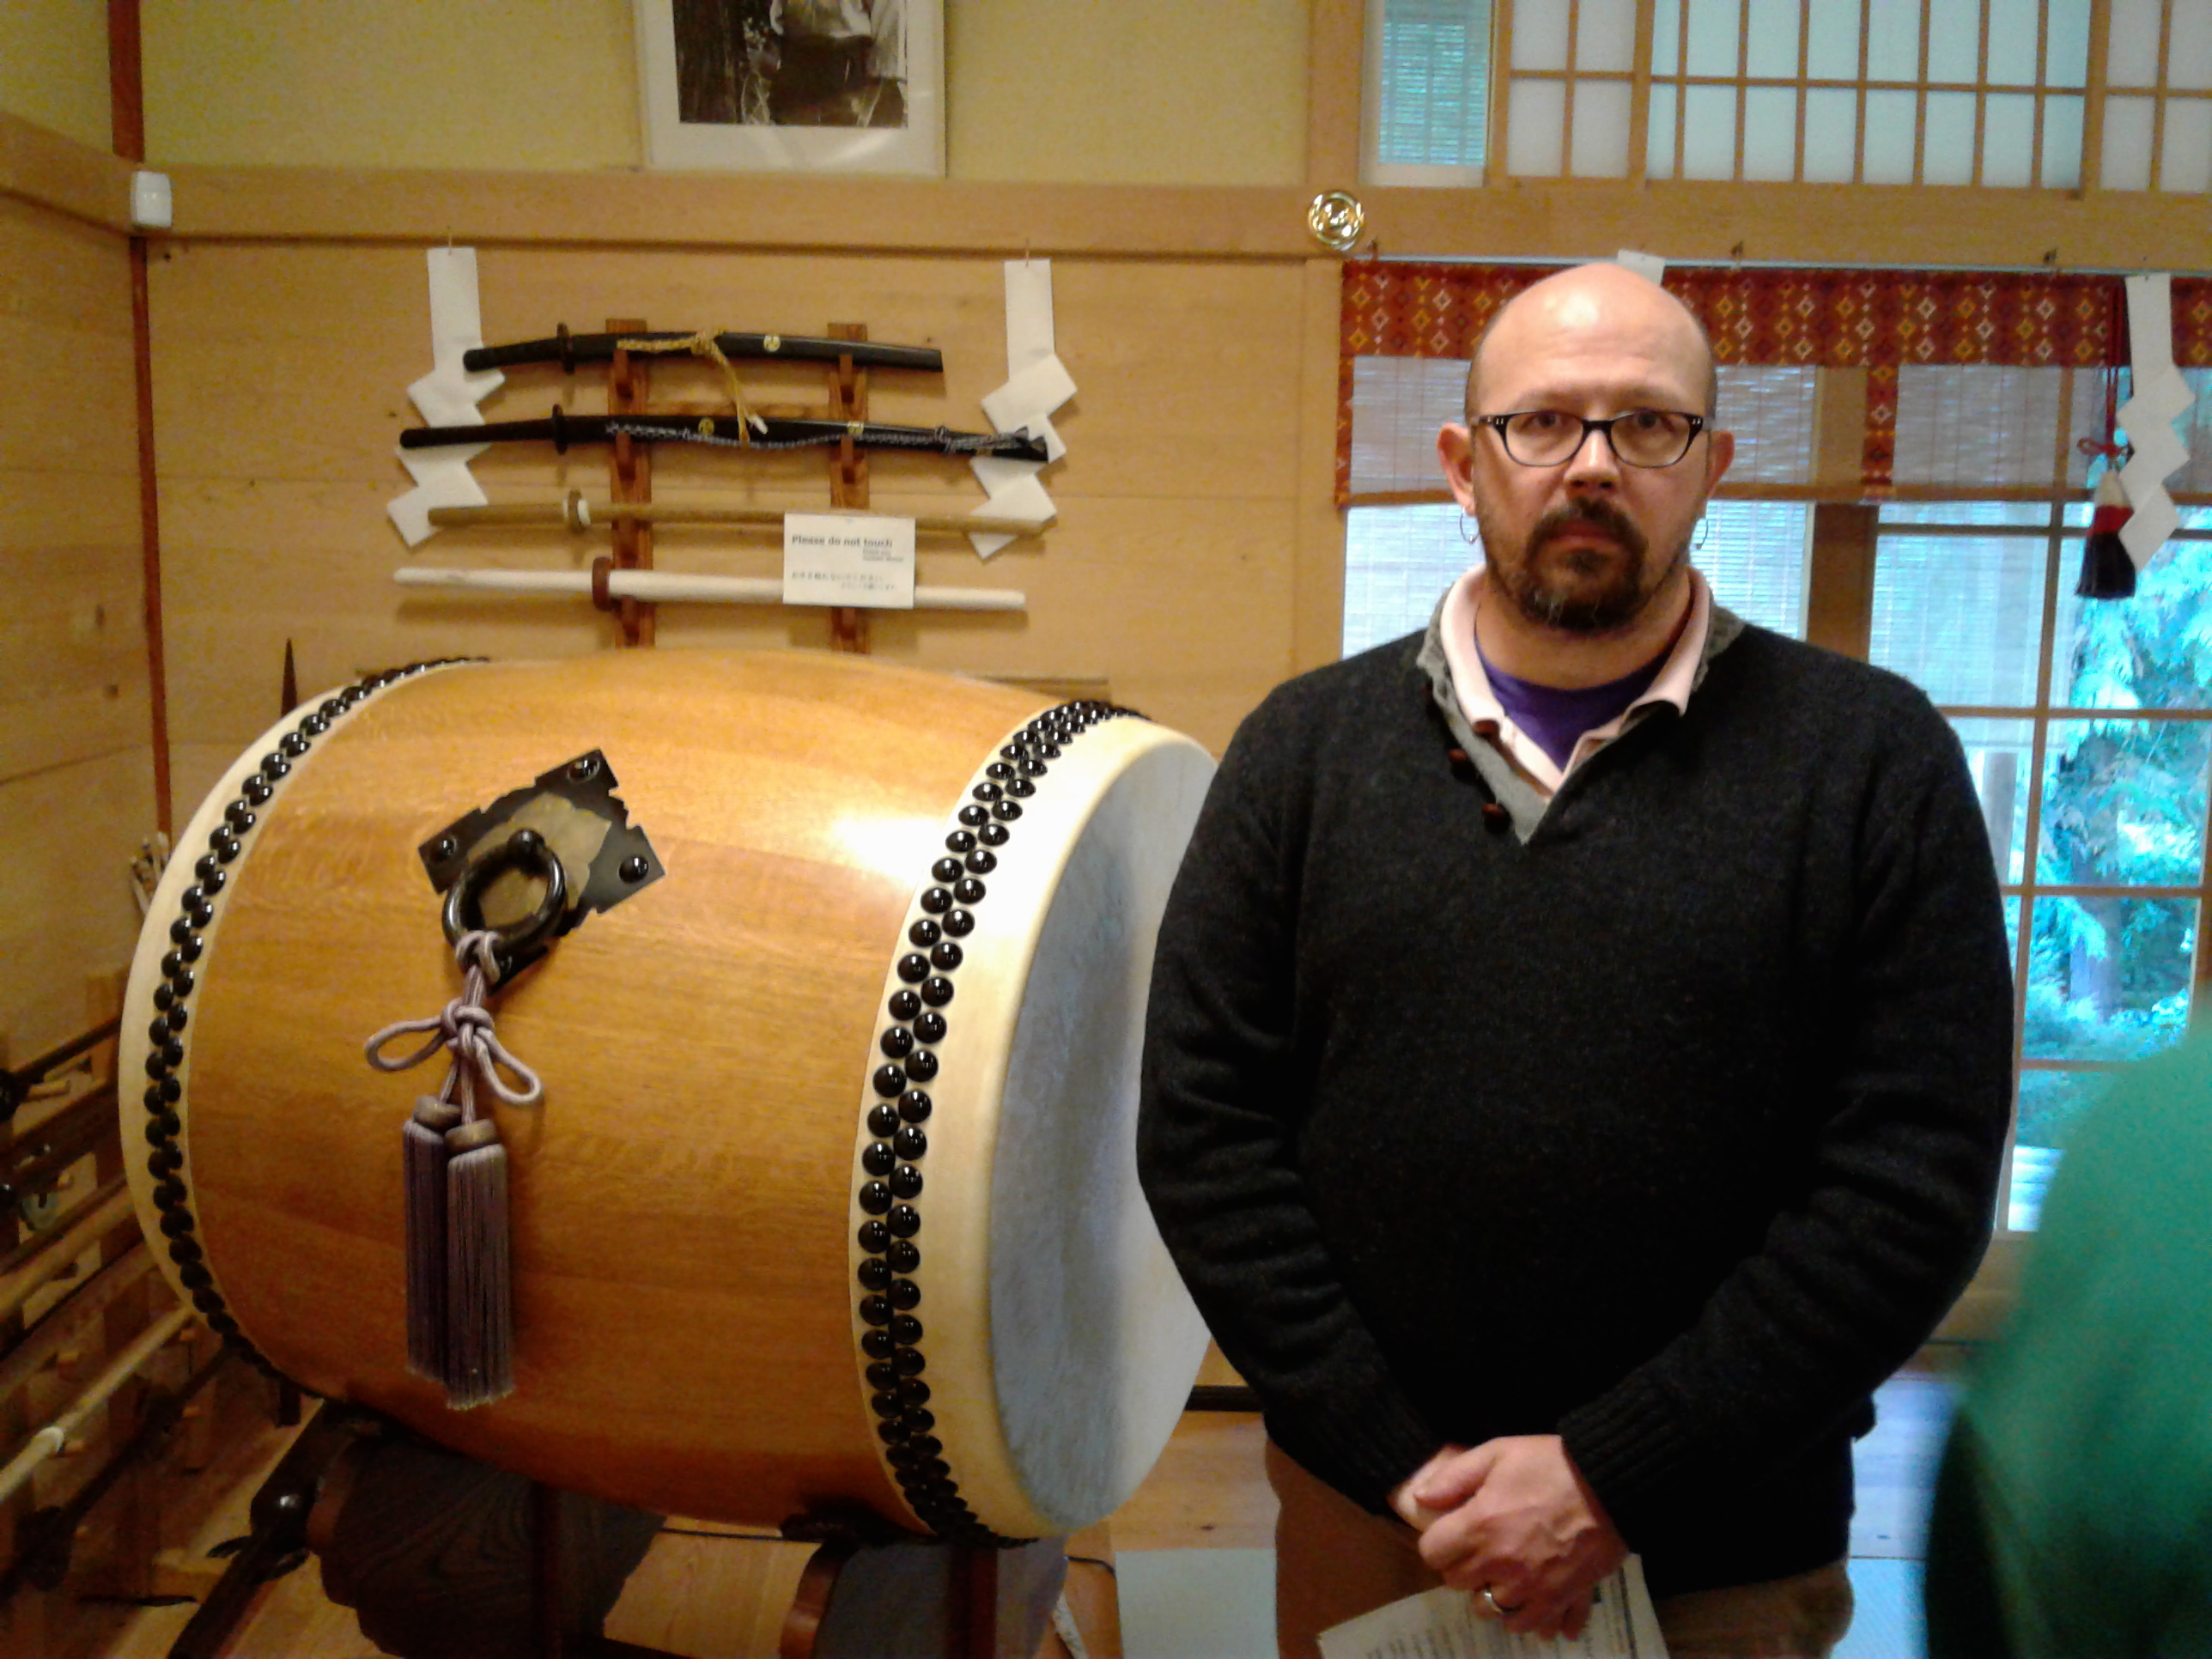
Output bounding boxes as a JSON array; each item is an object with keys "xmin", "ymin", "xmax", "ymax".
[{"xmin": 441, "ymin": 828, "xmax": 568, "ymax": 963}]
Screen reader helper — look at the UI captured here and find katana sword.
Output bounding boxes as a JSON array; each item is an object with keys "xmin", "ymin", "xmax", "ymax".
[
  {"xmin": 398, "ymin": 406, "xmax": 1048, "ymax": 462},
  {"xmin": 463, "ymin": 326, "xmax": 943, "ymax": 374}
]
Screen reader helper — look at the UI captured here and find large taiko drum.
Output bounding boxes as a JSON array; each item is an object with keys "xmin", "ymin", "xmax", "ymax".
[{"xmin": 119, "ymin": 649, "xmax": 1215, "ymax": 1541}]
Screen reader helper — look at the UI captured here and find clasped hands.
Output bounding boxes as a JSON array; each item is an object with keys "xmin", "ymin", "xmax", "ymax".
[{"xmin": 1388, "ymin": 1434, "xmax": 1628, "ymax": 1643}]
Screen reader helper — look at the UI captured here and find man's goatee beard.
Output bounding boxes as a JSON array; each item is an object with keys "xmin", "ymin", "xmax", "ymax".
[{"xmin": 1481, "ymin": 500, "xmax": 1687, "ymax": 635}]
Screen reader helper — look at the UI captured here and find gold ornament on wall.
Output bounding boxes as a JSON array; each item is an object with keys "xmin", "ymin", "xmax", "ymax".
[{"xmin": 1307, "ymin": 191, "xmax": 1365, "ymax": 254}]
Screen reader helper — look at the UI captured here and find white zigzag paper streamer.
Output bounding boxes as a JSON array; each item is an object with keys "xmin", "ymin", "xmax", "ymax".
[
  {"xmin": 2118, "ymin": 272, "xmax": 2194, "ymax": 570},
  {"xmin": 969, "ymin": 260, "xmax": 1065, "ymax": 558},
  {"xmin": 386, "ymin": 247, "xmax": 503, "ymax": 548}
]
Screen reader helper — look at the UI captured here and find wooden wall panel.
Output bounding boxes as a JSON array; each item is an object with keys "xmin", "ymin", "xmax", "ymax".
[
  {"xmin": 0, "ymin": 754, "xmax": 155, "ymax": 1056},
  {"xmin": 150, "ymin": 240, "xmax": 1310, "ymax": 799},
  {"xmin": 0, "ymin": 191, "xmax": 149, "ymax": 1057},
  {"xmin": 0, "ymin": 198, "xmax": 137, "ymax": 472},
  {"xmin": 0, "ymin": 488, "xmax": 144, "ymax": 782}
]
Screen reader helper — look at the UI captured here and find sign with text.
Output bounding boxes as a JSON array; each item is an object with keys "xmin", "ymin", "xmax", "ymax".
[{"xmin": 782, "ymin": 514, "xmax": 917, "ymax": 609}]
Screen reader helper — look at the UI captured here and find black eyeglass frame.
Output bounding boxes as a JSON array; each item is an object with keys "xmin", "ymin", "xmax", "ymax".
[{"xmin": 1472, "ymin": 409, "xmax": 1709, "ymax": 469}]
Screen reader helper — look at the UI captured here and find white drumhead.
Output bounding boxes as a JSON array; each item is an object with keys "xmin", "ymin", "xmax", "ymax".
[
  {"xmin": 991, "ymin": 727, "xmax": 1216, "ymax": 1529},
  {"xmin": 853, "ymin": 711, "xmax": 1213, "ymax": 1540}
]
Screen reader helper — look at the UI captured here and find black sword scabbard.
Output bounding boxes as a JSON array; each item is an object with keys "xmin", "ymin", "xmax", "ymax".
[{"xmin": 463, "ymin": 329, "xmax": 944, "ymax": 375}]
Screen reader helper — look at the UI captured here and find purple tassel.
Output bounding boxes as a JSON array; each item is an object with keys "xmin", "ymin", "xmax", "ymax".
[
  {"xmin": 404, "ymin": 1096, "xmax": 461, "ymax": 1382},
  {"xmin": 444, "ymin": 1115, "xmax": 514, "ymax": 1408}
]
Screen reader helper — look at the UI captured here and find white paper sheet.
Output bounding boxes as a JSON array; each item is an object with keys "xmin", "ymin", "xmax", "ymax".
[
  {"xmin": 983, "ymin": 353, "xmax": 1078, "ymax": 433},
  {"xmin": 1317, "ymin": 1560, "xmax": 1668, "ymax": 1659},
  {"xmin": 966, "ymin": 458, "xmax": 1054, "ymax": 559},
  {"xmin": 1006, "ymin": 259, "xmax": 1056, "ymax": 373},
  {"xmin": 783, "ymin": 512, "xmax": 917, "ymax": 609},
  {"xmin": 1613, "ymin": 250, "xmax": 1668, "ymax": 283},
  {"xmin": 407, "ymin": 247, "xmax": 503, "ymax": 426}
]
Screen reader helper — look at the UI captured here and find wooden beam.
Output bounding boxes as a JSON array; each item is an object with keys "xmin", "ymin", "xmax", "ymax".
[
  {"xmin": 1306, "ymin": 0, "xmax": 1364, "ymax": 188},
  {"xmin": 143, "ymin": 161, "xmax": 2212, "ymax": 271},
  {"xmin": 108, "ymin": 0, "xmax": 143, "ymax": 164},
  {"xmin": 1293, "ymin": 259, "xmax": 1349, "ymax": 674},
  {"xmin": 2083, "ymin": 0, "xmax": 2112, "ymax": 191},
  {"xmin": 1812, "ymin": 366, "xmax": 1869, "ymax": 491},
  {"xmin": 1803, "ymin": 502, "xmax": 1878, "ymax": 659},
  {"xmin": 112, "ymin": 0, "xmax": 170, "ymax": 834},
  {"xmin": 0, "ymin": 110, "xmax": 133, "ymax": 234},
  {"xmin": 1628, "ymin": 0, "xmax": 1656, "ymax": 185},
  {"xmin": 163, "ymin": 166, "xmax": 1322, "ymax": 258},
  {"xmin": 1359, "ymin": 178, "xmax": 2212, "ymax": 269}
]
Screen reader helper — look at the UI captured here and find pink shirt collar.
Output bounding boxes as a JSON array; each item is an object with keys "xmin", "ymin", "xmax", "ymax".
[{"xmin": 1438, "ymin": 567, "xmax": 1713, "ymax": 795}]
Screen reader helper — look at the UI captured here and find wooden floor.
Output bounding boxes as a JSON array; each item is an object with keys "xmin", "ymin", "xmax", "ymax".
[{"xmin": 6, "ymin": 1357, "xmax": 1961, "ymax": 1659}]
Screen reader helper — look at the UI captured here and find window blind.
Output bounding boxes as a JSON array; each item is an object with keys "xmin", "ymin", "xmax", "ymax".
[
  {"xmin": 1374, "ymin": 0, "xmax": 1494, "ymax": 171},
  {"xmin": 1350, "ymin": 357, "xmax": 1471, "ymax": 496},
  {"xmin": 1349, "ymin": 360, "xmax": 1816, "ymax": 496},
  {"xmin": 1894, "ymin": 366, "xmax": 2107, "ymax": 490}
]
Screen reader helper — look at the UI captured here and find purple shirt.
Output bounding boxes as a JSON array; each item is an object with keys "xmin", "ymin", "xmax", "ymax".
[{"xmin": 1474, "ymin": 640, "xmax": 1669, "ymax": 773}]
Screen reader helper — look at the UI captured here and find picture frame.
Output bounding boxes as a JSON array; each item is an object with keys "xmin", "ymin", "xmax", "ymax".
[{"xmin": 634, "ymin": 0, "xmax": 945, "ymax": 177}]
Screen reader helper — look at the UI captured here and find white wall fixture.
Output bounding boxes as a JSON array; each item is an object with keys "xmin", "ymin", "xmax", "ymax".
[{"xmin": 129, "ymin": 170, "xmax": 171, "ymax": 230}]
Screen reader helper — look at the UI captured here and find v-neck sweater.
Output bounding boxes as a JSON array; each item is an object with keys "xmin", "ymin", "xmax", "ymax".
[{"xmin": 1137, "ymin": 619, "xmax": 2014, "ymax": 1597}]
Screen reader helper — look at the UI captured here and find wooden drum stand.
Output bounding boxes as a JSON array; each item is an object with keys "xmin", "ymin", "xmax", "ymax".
[{"xmin": 161, "ymin": 1401, "xmax": 1085, "ymax": 1659}]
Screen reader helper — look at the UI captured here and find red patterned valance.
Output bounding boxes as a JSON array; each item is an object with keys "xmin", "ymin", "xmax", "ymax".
[{"xmin": 1337, "ymin": 263, "xmax": 2212, "ymax": 501}]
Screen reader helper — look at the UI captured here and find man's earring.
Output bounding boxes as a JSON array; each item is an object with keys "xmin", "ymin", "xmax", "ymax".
[
  {"xmin": 1692, "ymin": 517, "xmax": 1710, "ymax": 551},
  {"xmin": 1459, "ymin": 514, "xmax": 1479, "ymax": 545}
]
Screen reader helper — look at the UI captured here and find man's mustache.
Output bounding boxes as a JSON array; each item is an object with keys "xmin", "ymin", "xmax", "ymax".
[{"xmin": 1527, "ymin": 499, "xmax": 1647, "ymax": 560}]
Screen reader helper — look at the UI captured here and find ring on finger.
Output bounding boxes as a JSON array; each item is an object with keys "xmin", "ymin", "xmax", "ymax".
[{"xmin": 1479, "ymin": 1587, "xmax": 1524, "ymax": 1617}]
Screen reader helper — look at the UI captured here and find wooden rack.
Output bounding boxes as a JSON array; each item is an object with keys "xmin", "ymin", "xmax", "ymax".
[
  {"xmin": 592, "ymin": 318, "xmax": 892, "ymax": 654},
  {"xmin": 0, "ymin": 985, "xmax": 288, "ymax": 1656}
]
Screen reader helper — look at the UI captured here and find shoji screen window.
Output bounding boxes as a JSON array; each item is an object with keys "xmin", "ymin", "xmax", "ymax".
[
  {"xmin": 2101, "ymin": 0, "xmax": 2212, "ymax": 191},
  {"xmin": 1639, "ymin": 0, "xmax": 2092, "ymax": 185},
  {"xmin": 1499, "ymin": 0, "xmax": 1640, "ymax": 176},
  {"xmin": 1873, "ymin": 501, "xmax": 2212, "ymax": 1231}
]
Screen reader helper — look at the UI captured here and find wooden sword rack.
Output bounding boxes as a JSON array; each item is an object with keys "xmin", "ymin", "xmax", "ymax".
[{"xmin": 529, "ymin": 318, "xmax": 971, "ymax": 654}]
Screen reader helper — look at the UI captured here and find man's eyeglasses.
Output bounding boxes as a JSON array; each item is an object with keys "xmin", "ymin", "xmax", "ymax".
[{"xmin": 1473, "ymin": 409, "xmax": 1707, "ymax": 469}]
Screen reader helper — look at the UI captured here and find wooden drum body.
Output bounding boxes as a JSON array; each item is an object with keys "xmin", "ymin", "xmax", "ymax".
[{"xmin": 119, "ymin": 651, "xmax": 1214, "ymax": 1541}]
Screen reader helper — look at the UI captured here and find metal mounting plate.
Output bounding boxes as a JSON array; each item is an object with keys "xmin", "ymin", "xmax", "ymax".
[{"xmin": 416, "ymin": 750, "xmax": 662, "ymax": 972}]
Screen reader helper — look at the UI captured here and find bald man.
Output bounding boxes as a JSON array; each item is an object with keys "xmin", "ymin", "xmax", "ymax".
[{"xmin": 1138, "ymin": 264, "xmax": 2011, "ymax": 1659}]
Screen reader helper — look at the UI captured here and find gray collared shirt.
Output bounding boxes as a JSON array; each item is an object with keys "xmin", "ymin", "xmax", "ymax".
[{"xmin": 1413, "ymin": 590, "xmax": 1747, "ymax": 842}]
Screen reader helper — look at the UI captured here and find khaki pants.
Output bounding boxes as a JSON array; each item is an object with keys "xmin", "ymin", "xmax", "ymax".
[{"xmin": 1267, "ymin": 1442, "xmax": 1855, "ymax": 1659}]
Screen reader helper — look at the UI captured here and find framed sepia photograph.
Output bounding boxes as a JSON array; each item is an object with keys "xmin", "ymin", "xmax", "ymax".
[{"xmin": 635, "ymin": 0, "xmax": 945, "ymax": 175}]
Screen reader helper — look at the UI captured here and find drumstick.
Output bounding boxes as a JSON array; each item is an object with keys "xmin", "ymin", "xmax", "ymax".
[
  {"xmin": 0, "ymin": 1306, "xmax": 194, "ymax": 1506},
  {"xmin": 0, "ymin": 1178, "xmax": 134, "ymax": 1325},
  {"xmin": 429, "ymin": 492, "xmax": 1053, "ymax": 538},
  {"xmin": 395, "ymin": 565, "xmax": 1028, "ymax": 612}
]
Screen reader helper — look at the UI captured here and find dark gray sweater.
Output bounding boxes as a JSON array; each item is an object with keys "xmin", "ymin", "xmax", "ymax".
[{"xmin": 1137, "ymin": 621, "xmax": 2013, "ymax": 1596}]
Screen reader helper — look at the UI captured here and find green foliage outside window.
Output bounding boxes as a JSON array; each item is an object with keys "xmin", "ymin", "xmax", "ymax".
[{"xmin": 2022, "ymin": 531, "xmax": 2212, "ymax": 1151}]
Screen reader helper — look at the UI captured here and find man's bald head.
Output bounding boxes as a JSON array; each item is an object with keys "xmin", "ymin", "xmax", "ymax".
[{"xmin": 1465, "ymin": 263, "xmax": 1719, "ymax": 421}]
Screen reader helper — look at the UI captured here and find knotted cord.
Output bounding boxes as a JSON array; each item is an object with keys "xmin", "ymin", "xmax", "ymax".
[
  {"xmin": 616, "ymin": 330, "xmax": 767, "ymax": 443},
  {"xmin": 364, "ymin": 930, "xmax": 543, "ymax": 1117}
]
